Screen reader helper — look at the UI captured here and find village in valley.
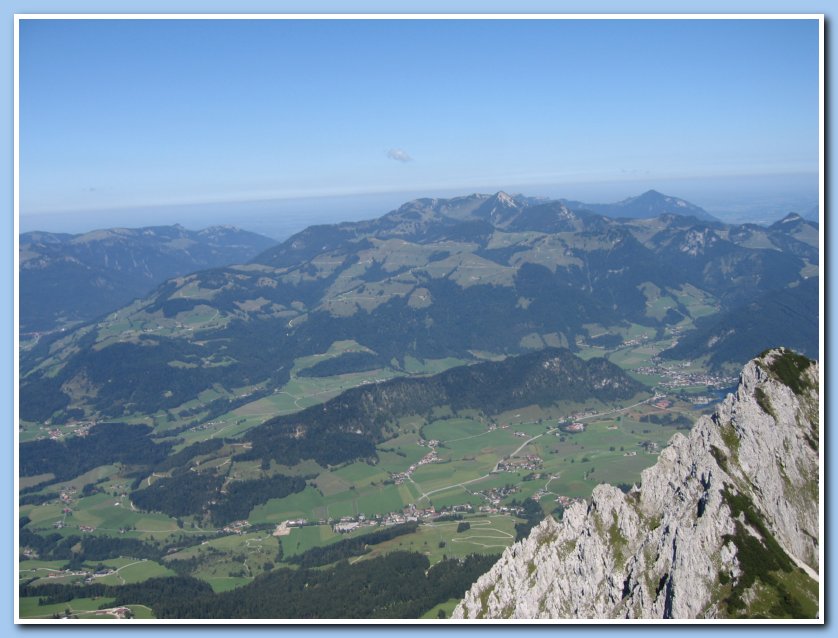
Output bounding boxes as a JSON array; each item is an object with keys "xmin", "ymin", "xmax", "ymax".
[
  {"xmin": 20, "ymin": 326, "xmax": 730, "ymax": 614},
  {"xmin": 259, "ymin": 390, "xmax": 698, "ymax": 544}
]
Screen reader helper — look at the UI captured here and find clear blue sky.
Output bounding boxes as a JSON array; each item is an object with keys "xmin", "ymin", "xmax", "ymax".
[{"xmin": 19, "ymin": 17, "xmax": 819, "ymax": 217}]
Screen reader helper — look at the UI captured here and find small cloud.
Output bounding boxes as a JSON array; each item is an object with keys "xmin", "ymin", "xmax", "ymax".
[{"xmin": 387, "ymin": 148, "xmax": 413, "ymax": 163}]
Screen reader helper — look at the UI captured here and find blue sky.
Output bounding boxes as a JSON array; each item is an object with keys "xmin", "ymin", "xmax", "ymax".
[{"xmin": 19, "ymin": 17, "xmax": 820, "ymax": 220}]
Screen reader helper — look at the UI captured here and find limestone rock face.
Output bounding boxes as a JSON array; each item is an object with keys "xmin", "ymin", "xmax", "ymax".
[{"xmin": 454, "ymin": 349, "xmax": 820, "ymax": 619}]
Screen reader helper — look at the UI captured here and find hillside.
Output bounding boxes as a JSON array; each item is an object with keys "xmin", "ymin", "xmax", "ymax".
[
  {"xmin": 18, "ymin": 191, "xmax": 817, "ymax": 425},
  {"xmin": 19, "ymin": 224, "xmax": 276, "ymax": 333},
  {"xmin": 239, "ymin": 347, "xmax": 647, "ymax": 468},
  {"xmin": 661, "ymin": 277, "xmax": 819, "ymax": 371},
  {"xmin": 20, "ymin": 348, "xmax": 645, "ymax": 521},
  {"xmin": 454, "ymin": 349, "xmax": 820, "ymax": 619}
]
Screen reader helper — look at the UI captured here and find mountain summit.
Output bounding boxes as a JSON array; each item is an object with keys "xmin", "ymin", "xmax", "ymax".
[
  {"xmin": 20, "ymin": 189, "xmax": 816, "ymax": 424},
  {"xmin": 562, "ymin": 189, "xmax": 718, "ymax": 222},
  {"xmin": 454, "ymin": 349, "xmax": 819, "ymax": 619}
]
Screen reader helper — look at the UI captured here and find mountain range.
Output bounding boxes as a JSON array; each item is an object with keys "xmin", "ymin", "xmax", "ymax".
[
  {"xmin": 20, "ymin": 224, "xmax": 275, "ymax": 334},
  {"xmin": 19, "ymin": 190, "xmax": 818, "ymax": 425},
  {"xmin": 17, "ymin": 188, "xmax": 822, "ymax": 621},
  {"xmin": 560, "ymin": 189, "xmax": 718, "ymax": 222}
]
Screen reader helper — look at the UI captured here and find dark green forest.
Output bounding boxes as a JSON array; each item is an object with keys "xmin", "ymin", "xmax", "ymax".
[
  {"xmin": 240, "ymin": 347, "xmax": 646, "ymax": 468},
  {"xmin": 286, "ymin": 522, "xmax": 418, "ymax": 568},
  {"xmin": 19, "ymin": 423, "xmax": 171, "ymax": 480},
  {"xmin": 22, "ymin": 551, "xmax": 498, "ymax": 619}
]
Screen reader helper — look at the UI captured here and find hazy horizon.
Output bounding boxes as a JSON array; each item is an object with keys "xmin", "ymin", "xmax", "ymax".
[
  {"xmin": 19, "ymin": 170, "xmax": 819, "ymax": 239},
  {"xmin": 19, "ymin": 17, "xmax": 819, "ymax": 239}
]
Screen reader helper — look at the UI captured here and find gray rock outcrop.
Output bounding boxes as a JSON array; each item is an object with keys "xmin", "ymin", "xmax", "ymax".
[{"xmin": 454, "ymin": 348, "xmax": 819, "ymax": 619}]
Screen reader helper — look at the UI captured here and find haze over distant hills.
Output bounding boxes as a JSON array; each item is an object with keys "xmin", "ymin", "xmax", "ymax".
[
  {"xmin": 19, "ymin": 175, "xmax": 819, "ymax": 240},
  {"xmin": 20, "ymin": 224, "xmax": 275, "ymax": 334},
  {"xmin": 19, "ymin": 189, "xmax": 818, "ymax": 425},
  {"xmin": 560, "ymin": 189, "xmax": 719, "ymax": 222},
  {"xmin": 17, "ymin": 189, "xmax": 821, "ymax": 621}
]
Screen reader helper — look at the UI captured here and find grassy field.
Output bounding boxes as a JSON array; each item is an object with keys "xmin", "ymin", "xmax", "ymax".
[
  {"xmin": 235, "ymin": 388, "xmax": 687, "ymax": 528},
  {"xmin": 19, "ymin": 596, "xmax": 116, "ymax": 619},
  {"xmin": 23, "ymin": 483, "xmax": 182, "ymax": 541},
  {"xmin": 18, "ymin": 559, "xmax": 72, "ymax": 584},
  {"xmin": 19, "ymin": 320, "xmax": 720, "ymax": 611},
  {"xmin": 403, "ymin": 355, "xmax": 470, "ymax": 375},
  {"xmin": 248, "ymin": 487, "xmax": 329, "ymax": 524},
  {"xmin": 90, "ymin": 559, "xmax": 176, "ymax": 586},
  {"xmin": 359, "ymin": 515, "xmax": 514, "ymax": 565},
  {"xmin": 421, "ymin": 598, "xmax": 461, "ymax": 620},
  {"xmin": 674, "ymin": 283, "xmax": 720, "ymax": 319},
  {"xmin": 423, "ymin": 417, "xmax": 487, "ymax": 441},
  {"xmin": 160, "ymin": 530, "xmax": 282, "ymax": 590},
  {"xmin": 186, "ymin": 348, "xmax": 468, "ymax": 445},
  {"xmin": 126, "ymin": 604, "xmax": 156, "ymax": 619}
]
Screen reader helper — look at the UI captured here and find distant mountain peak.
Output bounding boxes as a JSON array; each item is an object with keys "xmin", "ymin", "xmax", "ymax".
[
  {"xmin": 629, "ymin": 189, "xmax": 687, "ymax": 206},
  {"xmin": 779, "ymin": 213, "xmax": 803, "ymax": 223},
  {"xmin": 468, "ymin": 191, "xmax": 524, "ymax": 225},
  {"xmin": 493, "ymin": 191, "xmax": 516, "ymax": 206},
  {"xmin": 557, "ymin": 203, "xmax": 576, "ymax": 220},
  {"xmin": 630, "ymin": 189, "xmax": 665, "ymax": 200},
  {"xmin": 769, "ymin": 212, "xmax": 817, "ymax": 232},
  {"xmin": 559, "ymin": 190, "xmax": 717, "ymax": 222}
]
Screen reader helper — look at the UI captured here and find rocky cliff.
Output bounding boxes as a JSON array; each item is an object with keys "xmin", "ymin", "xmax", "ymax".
[{"xmin": 454, "ymin": 348, "xmax": 820, "ymax": 620}]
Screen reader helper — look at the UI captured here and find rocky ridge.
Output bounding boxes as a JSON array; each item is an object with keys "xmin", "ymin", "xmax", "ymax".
[{"xmin": 454, "ymin": 348, "xmax": 820, "ymax": 619}]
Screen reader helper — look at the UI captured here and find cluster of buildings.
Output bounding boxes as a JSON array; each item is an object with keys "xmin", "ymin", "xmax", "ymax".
[
  {"xmin": 275, "ymin": 503, "xmax": 480, "ymax": 537},
  {"xmin": 189, "ymin": 420, "xmax": 224, "ymax": 432},
  {"xmin": 96, "ymin": 607, "xmax": 133, "ymax": 619},
  {"xmin": 477, "ymin": 485, "xmax": 519, "ymax": 508},
  {"xmin": 621, "ymin": 335, "xmax": 649, "ymax": 348},
  {"xmin": 389, "ymin": 440, "xmax": 440, "ymax": 485},
  {"xmin": 565, "ymin": 408, "xmax": 600, "ymax": 422},
  {"xmin": 221, "ymin": 520, "xmax": 251, "ymax": 535},
  {"xmin": 496, "ymin": 455, "xmax": 543, "ymax": 473},
  {"xmin": 45, "ymin": 567, "xmax": 95, "ymax": 580},
  {"xmin": 486, "ymin": 422, "xmax": 510, "ymax": 432},
  {"xmin": 636, "ymin": 358, "xmax": 736, "ymax": 391},
  {"xmin": 33, "ymin": 420, "xmax": 97, "ymax": 441},
  {"xmin": 477, "ymin": 502, "xmax": 526, "ymax": 516},
  {"xmin": 639, "ymin": 441, "xmax": 659, "ymax": 454}
]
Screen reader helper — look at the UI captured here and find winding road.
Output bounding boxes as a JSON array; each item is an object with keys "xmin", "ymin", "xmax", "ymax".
[{"xmin": 413, "ymin": 394, "xmax": 658, "ymax": 503}]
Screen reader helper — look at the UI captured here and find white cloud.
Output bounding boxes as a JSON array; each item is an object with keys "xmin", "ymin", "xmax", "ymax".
[{"xmin": 387, "ymin": 148, "xmax": 413, "ymax": 163}]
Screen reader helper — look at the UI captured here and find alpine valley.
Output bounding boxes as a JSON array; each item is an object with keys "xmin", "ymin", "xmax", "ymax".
[{"xmin": 18, "ymin": 190, "xmax": 820, "ymax": 620}]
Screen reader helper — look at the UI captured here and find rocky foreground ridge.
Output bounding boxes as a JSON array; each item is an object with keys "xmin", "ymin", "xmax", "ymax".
[{"xmin": 454, "ymin": 348, "xmax": 820, "ymax": 619}]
